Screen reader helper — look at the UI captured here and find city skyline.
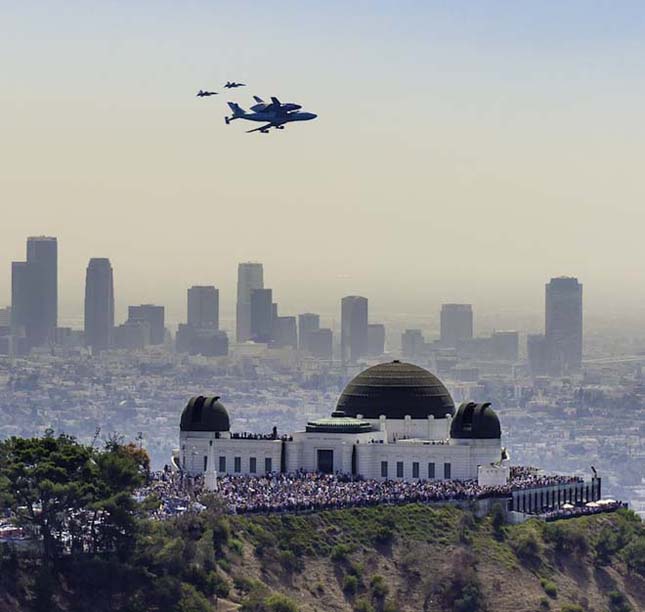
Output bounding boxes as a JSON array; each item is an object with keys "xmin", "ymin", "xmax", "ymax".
[{"xmin": 1, "ymin": 235, "xmax": 598, "ymax": 343}]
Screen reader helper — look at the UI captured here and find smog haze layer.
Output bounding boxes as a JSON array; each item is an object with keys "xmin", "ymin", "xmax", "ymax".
[{"xmin": 2, "ymin": 2, "xmax": 645, "ymax": 329}]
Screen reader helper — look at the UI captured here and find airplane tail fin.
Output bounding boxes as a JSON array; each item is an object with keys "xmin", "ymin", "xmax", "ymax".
[
  {"xmin": 227, "ymin": 101, "xmax": 245, "ymax": 117},
  {"xmin": 253, "ymin": 96, "xmax": 264, "ymax": 103}
]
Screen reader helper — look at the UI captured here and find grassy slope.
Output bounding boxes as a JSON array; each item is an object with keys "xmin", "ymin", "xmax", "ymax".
[{"xmin": 222, "ymin": 505, "xmax": 645, "ymax": 612}]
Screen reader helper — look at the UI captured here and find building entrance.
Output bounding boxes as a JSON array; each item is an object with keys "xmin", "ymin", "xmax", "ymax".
[{"xmin": 317, "ymin": 449, "xmax": 334, "ymax": 474}]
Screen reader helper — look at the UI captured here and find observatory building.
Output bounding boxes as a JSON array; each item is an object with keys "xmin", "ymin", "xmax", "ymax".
[{"xmin": 175, "ymin": 361, "xmax": 507, "ymax": 485}]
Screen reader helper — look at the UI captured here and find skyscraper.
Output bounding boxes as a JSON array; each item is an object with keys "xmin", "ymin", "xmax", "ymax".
[
  {"xmin": 273, "ymin": 316, "xmax": 297, "ymax": 348},
  {"xmin": 545, "ymin": 276, "xmax": 583, "ymax": 373},
  {"xmin": 308, "ymin": 328, "xmax": 333, "ymax": 360},
  {"xmin": 84, "ymin": 258, "xmax": 114, "ymax": 352},
  {"xmin": 368, "ymin": 323, "xmax": 386, "ymax": 357},
  {"xmin": 298, "ymin": 312, "xmax": 320, "ymax": 352},
  {"xmin": 187, "ymin": 286, "xmax": 219, "ymax": 330},
  {"xmin": 128, "ymin": 304, "xmax": 165, "ymax": 345},
  {"xmin": 11, "ymin": 236, "xmax": 58, "ymax": 347},
  {"xmin": 10, "ymin": 261, "xmax": 30, "ymax": 336},
  {"xmin": 236, "ymin": 262, "xmax": 264, "ymax": 342},
  {"xmin": 401, "ymin": 329, "xmax": 425, "ymax": 360},
  {"xmin": 440, "ymin": 304, "xmax": 473, "ymax": 348},
  {"xmin": 250, "ymin": 288, "xmax": 273, "ymax": 343},
  {"xmin": 341, "ymin": 296, "xmax": 368, "ymax": 363}
]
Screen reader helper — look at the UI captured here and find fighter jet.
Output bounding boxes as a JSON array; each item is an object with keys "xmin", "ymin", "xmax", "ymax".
[
  {"xmin": 225, "ymin": 102, "xmax": 317, "ymax": 134},
  {"xmin": 196, "ymin": 90, "xmax": 218, "ymax": 97},
  {"xmin": 224, "ymin": 81, "xmax": 246, "ymax": 89},
  {"xmin": 250, "ymin": 96, "xmax": 301, "ymax": 114}
]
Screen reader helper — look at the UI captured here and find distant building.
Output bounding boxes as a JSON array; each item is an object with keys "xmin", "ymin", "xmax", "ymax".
[
  {"xmin": 10, "ymin": 261, "xmax": 29, "ymax": 337},
  {"xmin": 114, "ymin": 320, "xmax": 150, "ymax": 350},
  {"xmin": 527, "ymin": 334, "xmax": 550, "ymax": 377},
  {"xmin": 250, "ymin": 288, "xmax": 273, "ymax": 343},
  {"xmin": 367, "ymin": 323, "xmax": 386, "ymax": 357},
  {"xmin": 187, "ymin": 286, "xmax": 219, "ymax": 330},
  {"xmin": 440, "ymin": 304, "xmax": 473, "ymax": 348},
  {"xmin": 490, "ymin": 331, "xmax": 519, "ymax": 362},
  {"xmin": 84, "ymin": 258, "xmax": 114, "ymax": 352},
  {"xmin": 128, "ymin": 304, "xmax": 165, "ymax": 345},
  {"xmin": 11, "ymin": 236, "xmax": 58, "ymax": 347},
  {"xmin": 0, "ymin": 307, "xmax": 10, "ymax": 328},
  {"xmin": 341, "ymin": 296, "xmax": 368, "ymax": 363},
  {"xmin": 177, "ymin": 324, "xmax": 229, "ymax": 357},
  {"xmin": 273, "ymin": 316, "xmax": 297, "ymax": 348},
  {"xmin": 545, "ymin": 277, "xmax": 583, "ymax": 374},
  {"xmin": 401, "ymin": 329, "xmax": 425, "ymax": 360},
  {"xmin": 236, "ymin": 262, "xmax": 264, "ymax": 342},
  {"xmin": 308, "ymin": 328, "xmax": 333, "ymax": 360},
  {"xmin": 298, "ymin": 313, "xmax": 320, "ymax": 352}
]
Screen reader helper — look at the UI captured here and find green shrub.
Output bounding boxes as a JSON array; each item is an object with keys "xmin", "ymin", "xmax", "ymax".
[
  {"xmin": 374, "ymin": 525, "xmax": 394, "ymax": 545},
  {"xmin": 207, "ymin": 571, "xmax": 230, "ymax": 598},
  {"xmin": 546, "ymin": 523, "xmax": 588, "ymax": 556},
  {"xmin": 177, "ymin": 583, "xmax": 211, "ymax": 612},
  {"xmin": 608, "ymin": 590, "xmax": 632, "ymax": 612},
  {"xmin": 343, "ymin": 574, "xmax": 359, "ymax": 596},
  {"xmin": 229, "ymin": 538, "xmax": 244, "ymax": 555},
  {"xmin": 370, "ymin": 574, "xmax": 389, "ymax": 599},
  {"xmin": 540, "ymin": 578, "xmax": 557, "ymax": 599},
  {"xmin": 539, "ymin": 596, "xmax": 551, "ymax": 609},
  {"xmin": 511, "ymin": 528, "xmax": 543, "ymax": 568},
  {"xmin": 353, "ymin": 597, "xmax": 375, "ymax": 612},
  {"xmin": 331, "ymin": 543, "xmax": 353, "ymax": 562},
  {"xmin": 383, "ymin": 601, "xmax": 401, "ymax": 612},
  {"xmin": 622, "ymin": 537, "xmax": 645, "ymax": 576},
  {"xmin": 491, "ymin": 503, "xmax": 506, "ymax": 540},
  {"xmin": 264, "ymin": 593, "xmax": 300, "ymax": 612},
  {"xmin": 216, "ymin": 557, "xmax": 231, "ymax": 572},
  {"xmin": 278, "ymin": 549, "xmax": 303, "ymax": 573},
  {"xmin": 348, "ymin": 561, "xmax": 364, "ymax": 578},
  {"xmin": 560, "ymin": 605, "xmax": 583, "ymax": 612}
]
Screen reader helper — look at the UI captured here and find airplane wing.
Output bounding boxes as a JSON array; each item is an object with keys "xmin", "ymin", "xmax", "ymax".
[
  {"xmin": 246, "ymin": 123, "xmax": 277, "ymax": 134},
  {"xmin": 246, "ymin": 122, "xmax": 281, "ymax": 134}
]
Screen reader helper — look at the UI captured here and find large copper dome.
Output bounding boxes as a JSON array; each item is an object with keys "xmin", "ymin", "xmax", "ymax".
[{"xmin": 336, "ymin": 361, "xmax": 455, "ymax": 420}]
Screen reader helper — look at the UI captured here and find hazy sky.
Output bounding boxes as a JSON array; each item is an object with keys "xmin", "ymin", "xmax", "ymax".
[{"xmin": 3, "ymin": 2, "xmax": 645, "ymax": 328}]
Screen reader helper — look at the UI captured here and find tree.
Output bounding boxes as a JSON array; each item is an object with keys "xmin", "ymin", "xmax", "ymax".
[
  {"xmin": 623, "ymin": 537, "xmax": 645, "ymax": 576},
  {"xmin": 0, "ymin": 434, "xmax": 95, "ymax": 562},
  {"xmin": 0, "ymin": 434, "xmax": 145, "ymax": 564}
]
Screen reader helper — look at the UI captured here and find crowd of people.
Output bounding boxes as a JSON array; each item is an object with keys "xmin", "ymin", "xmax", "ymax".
[
  {"xmin": 508, "ymin": 466, "xmax": 583, "ymax": 490},
  {"xmin": 542, "ymin": 500, "xmax": 625, "ymax": 522},
  {"xmin": 136, "ymin": 466, "xmax": 591, "ymax": 517}
]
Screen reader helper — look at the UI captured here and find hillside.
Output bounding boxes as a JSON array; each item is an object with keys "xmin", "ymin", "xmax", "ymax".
[{"xmin": 1, "ymin": 503, "xmax": 643, "ymax": 612}]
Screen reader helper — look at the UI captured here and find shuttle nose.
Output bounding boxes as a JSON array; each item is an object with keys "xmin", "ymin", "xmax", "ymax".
[{"xmin": 307, "ymin": 113, "xmax": 318, "ymax": 120}]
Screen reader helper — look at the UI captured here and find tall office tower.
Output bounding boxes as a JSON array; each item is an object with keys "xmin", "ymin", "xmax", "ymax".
[
  {"xmin": 187, "ymin": 286, "xmax": 219, "ymax": 330},
  {"xmin": 545, "ymin": 276, "xmax": 583, "ymax": 374},
  {"xmin": 341, "ymin": 295, "xmax": 368, "ymax": 363},
  {"xmin": 308, "ymin": 328, "xmax": 333, "ymax": 360},
  {"xmin": 236, "ymin": 262, "xmax": 264, "ymax": 342},
  {"xmin": 273, "ymin": 316, "xmax": 297, "ymax": 348},
  {"xmin": 128, "ymin": 304, "xmax": 165, "ymax": 345},
  {"xmin": 527, "ymin": 334, "xmax": 550, "ymax": 377},
  {"xmin": 84, "ymin": 258, "xmax": 114, "ymax": 352},
  {"xmin": 401, "ymin": 329, "xmax": 425, "ymax": 360},
  {"xmin": 440, "ymin": 304, "xmax": 473, "ymax": 348},
  {"xmin": 298, "ymin": 312, "xmax": 320, "ymax": 351},
  {"xmin": 368, "ymin": 323, "xmax": 386, "ymax": 357},
  {"xmin": 10, "ymin": 261, "xmax": 30, "ymax": 335},
  {"xmin": 250, "ymin": 288, "xmax": 273, "ymax": 343},
  {"xmin": 11, "ymin": 237, "xmax": 58, "ymax": 347}
]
